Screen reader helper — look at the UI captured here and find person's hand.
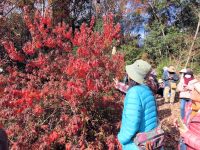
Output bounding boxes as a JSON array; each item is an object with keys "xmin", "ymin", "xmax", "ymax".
[
  {"xmin": 113, "ymin": 78, "xmax": 119, "ymax": 88},
  {"xmin": 178, "ymin": 124, "xmax": 188, "ymax": 135},
  {"xmin": 174, "ymin": 118, "xmax": 188, "ymax": 136}
]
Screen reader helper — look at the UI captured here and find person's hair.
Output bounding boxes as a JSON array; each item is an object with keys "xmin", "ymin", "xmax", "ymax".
[
  {"xmin": 185, "ymin": 68, "xmax": 194, "ymax": 77},
  {"xmin": 145, "ymin": 70, "xmax": 158, "ymax": 94},
  {"xmin": 184, "ymin": 73, "xmax": 194, "ymax": 78},
  {"xmin": 128, "ymin": 79, "xmax": 139, "ymax": 90}
]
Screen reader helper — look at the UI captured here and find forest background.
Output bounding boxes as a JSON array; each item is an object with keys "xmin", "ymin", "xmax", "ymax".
[{"xmin": 1, "ymin": 0, "xmax": 200, "ymax": 76}]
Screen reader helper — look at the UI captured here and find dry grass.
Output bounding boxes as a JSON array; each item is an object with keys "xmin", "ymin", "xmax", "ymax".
[{"xmin": 157, "ymin": 98, "xmax": 180, "ymax": 150}]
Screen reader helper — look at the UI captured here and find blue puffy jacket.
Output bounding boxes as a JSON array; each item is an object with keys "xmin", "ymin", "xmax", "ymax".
[{"xmin": 117, "ymin": 84, "xmax": 158, "ymax": 150}]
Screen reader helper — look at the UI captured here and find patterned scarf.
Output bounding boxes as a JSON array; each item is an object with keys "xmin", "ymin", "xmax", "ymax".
[{"xmin": 184, "ymin": 76, "xmax": 194, "ymax": 85}]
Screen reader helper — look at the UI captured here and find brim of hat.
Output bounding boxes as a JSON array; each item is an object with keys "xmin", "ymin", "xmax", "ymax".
[
  {"xmin": 168, "ymin": 69, "xmax": 175, "ymax": 72},
  {"xmin": 126, "ymin": 65, "xmax": 144, "ymax": 84}
]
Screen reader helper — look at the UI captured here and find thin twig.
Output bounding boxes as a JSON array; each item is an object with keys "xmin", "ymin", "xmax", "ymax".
[{"xmin": 39, "ymin": 108, "xmax": 57, "ymax": 125}]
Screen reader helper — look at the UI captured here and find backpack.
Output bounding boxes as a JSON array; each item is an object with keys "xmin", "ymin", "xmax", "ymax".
[{"xmin": 133, "ymin": 124, "xmax": 165, "ymax": 150}]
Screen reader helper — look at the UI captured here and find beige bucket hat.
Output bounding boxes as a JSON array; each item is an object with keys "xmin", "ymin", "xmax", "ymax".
[
  {"xmin": 168, "ymin": 66, "xmax": 176, "ymax": 73},
  {"xmin": 125, "ymin": 59, "xmax": 152, "ymax": 84}
]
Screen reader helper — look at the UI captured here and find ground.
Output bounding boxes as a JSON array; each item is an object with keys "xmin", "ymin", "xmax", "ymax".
[{"xmin": 157, "ymin": 98, "xmax": 180, "ymax": 150}]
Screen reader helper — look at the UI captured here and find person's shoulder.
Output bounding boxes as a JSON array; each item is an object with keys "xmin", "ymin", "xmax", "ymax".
[
  {"xmin": 127, "ymin": 85, "xmax": 139, "ymax": 92},
  {"xmin": 129, "ymin": 84, "xmax": 151, "ymax": 92},
  {"xmin": 127, "ymin": 85, "xmax": 144, "ymax": 93},
  {"xmin": 189, "ymin": 79, "xmax": 199, "ymax": 84},
  {"xmin": 163, "ymin": 71, "xmax": 168, "ymax": 75},
  {"xmin": 127, "ymin": 85, "xmax": 154, "ymax": 103}
]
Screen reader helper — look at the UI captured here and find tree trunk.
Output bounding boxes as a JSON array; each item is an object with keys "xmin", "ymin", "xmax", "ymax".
[
  {"xmin": 185, "ymin": 13, "xmax": 200, "ymax": 68},
  {"xmin": 42, "ymin": 0, "xmax": 45, "ymax": 17},
  {"xmin": 0, "ymin": 1, "xmax": 4, "ymax": 16}
]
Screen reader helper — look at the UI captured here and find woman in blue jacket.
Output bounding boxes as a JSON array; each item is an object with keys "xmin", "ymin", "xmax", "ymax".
[{"xmin": 117, "ymin": 59, "xmax": 158, "ymax": 150}]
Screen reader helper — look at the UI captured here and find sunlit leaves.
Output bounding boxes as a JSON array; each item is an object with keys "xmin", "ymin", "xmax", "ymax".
[{"xmin": 0, "ymin": 8, "xmax": 124, "ymax": 149}]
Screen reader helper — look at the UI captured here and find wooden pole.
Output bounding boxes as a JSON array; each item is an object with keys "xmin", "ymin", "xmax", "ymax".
[{"xmin": 185, "ymin": 13, "xmax": 200, "ymax": 68}]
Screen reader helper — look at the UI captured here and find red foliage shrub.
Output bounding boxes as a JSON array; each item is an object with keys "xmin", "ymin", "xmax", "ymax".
[{"xmin": 0, "ymin": 8, "xmax": 124, "ymax": 149}]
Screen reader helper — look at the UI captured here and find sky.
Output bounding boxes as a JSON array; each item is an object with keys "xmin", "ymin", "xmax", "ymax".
[{"xmin": 121, "ymin": 2, "xmax": 180, "ymax": 46}]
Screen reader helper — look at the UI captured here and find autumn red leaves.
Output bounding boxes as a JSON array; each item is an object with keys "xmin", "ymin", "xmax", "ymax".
[{"xmin": 0, "ymin": 8, "xmax": 124, "ymax": 149}]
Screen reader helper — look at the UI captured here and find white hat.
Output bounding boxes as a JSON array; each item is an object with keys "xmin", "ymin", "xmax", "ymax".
[
  {"xmin": 168, "ymin": 66, "xmax": 176, "ymax": 73},
  {"xmin": 179, "ymin": 68, "xmax": 187, "ymax": 73},
  {"xmin": 163, "ymin": 66, "xmax": 168, "ymax": 71}
]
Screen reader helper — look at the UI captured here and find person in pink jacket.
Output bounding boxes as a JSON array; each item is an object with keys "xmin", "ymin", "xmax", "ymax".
[
  {"xmin": 177, "ymin": 69, "xmax": 198, "ymax": 119},
  {"xmin": 178, "ymin": 111, "xmax": 200, "ymax": 150},
  {"xmin": 176, "ymin": 81, "xmax": 200, "ymax": 150},
  {"xmin": 178, "ymin": 106, "xmax": 200, "ymax": 150}
]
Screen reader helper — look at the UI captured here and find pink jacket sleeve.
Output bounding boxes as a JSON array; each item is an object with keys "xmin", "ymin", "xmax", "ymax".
[
  {"xmin": 182, "ymin": 130, "xmax": 200, "ymax": 149},
  {"xmin": 187, "ymin": 79, "xmax": 199, "ymax": 91},
  {"xmin": 115, "ymin": 82, "xmax": 129, "ymax": 93}
]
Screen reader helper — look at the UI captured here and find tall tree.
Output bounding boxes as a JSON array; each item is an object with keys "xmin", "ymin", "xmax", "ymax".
[{"xmin": 50, "ymin": 0, "xmax": 94, "ymax": 29}]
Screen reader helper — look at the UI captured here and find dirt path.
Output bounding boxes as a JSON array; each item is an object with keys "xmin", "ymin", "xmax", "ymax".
[{"xmin": 157, "ymin": 98, "xmax": 180, "ymax": 150}]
